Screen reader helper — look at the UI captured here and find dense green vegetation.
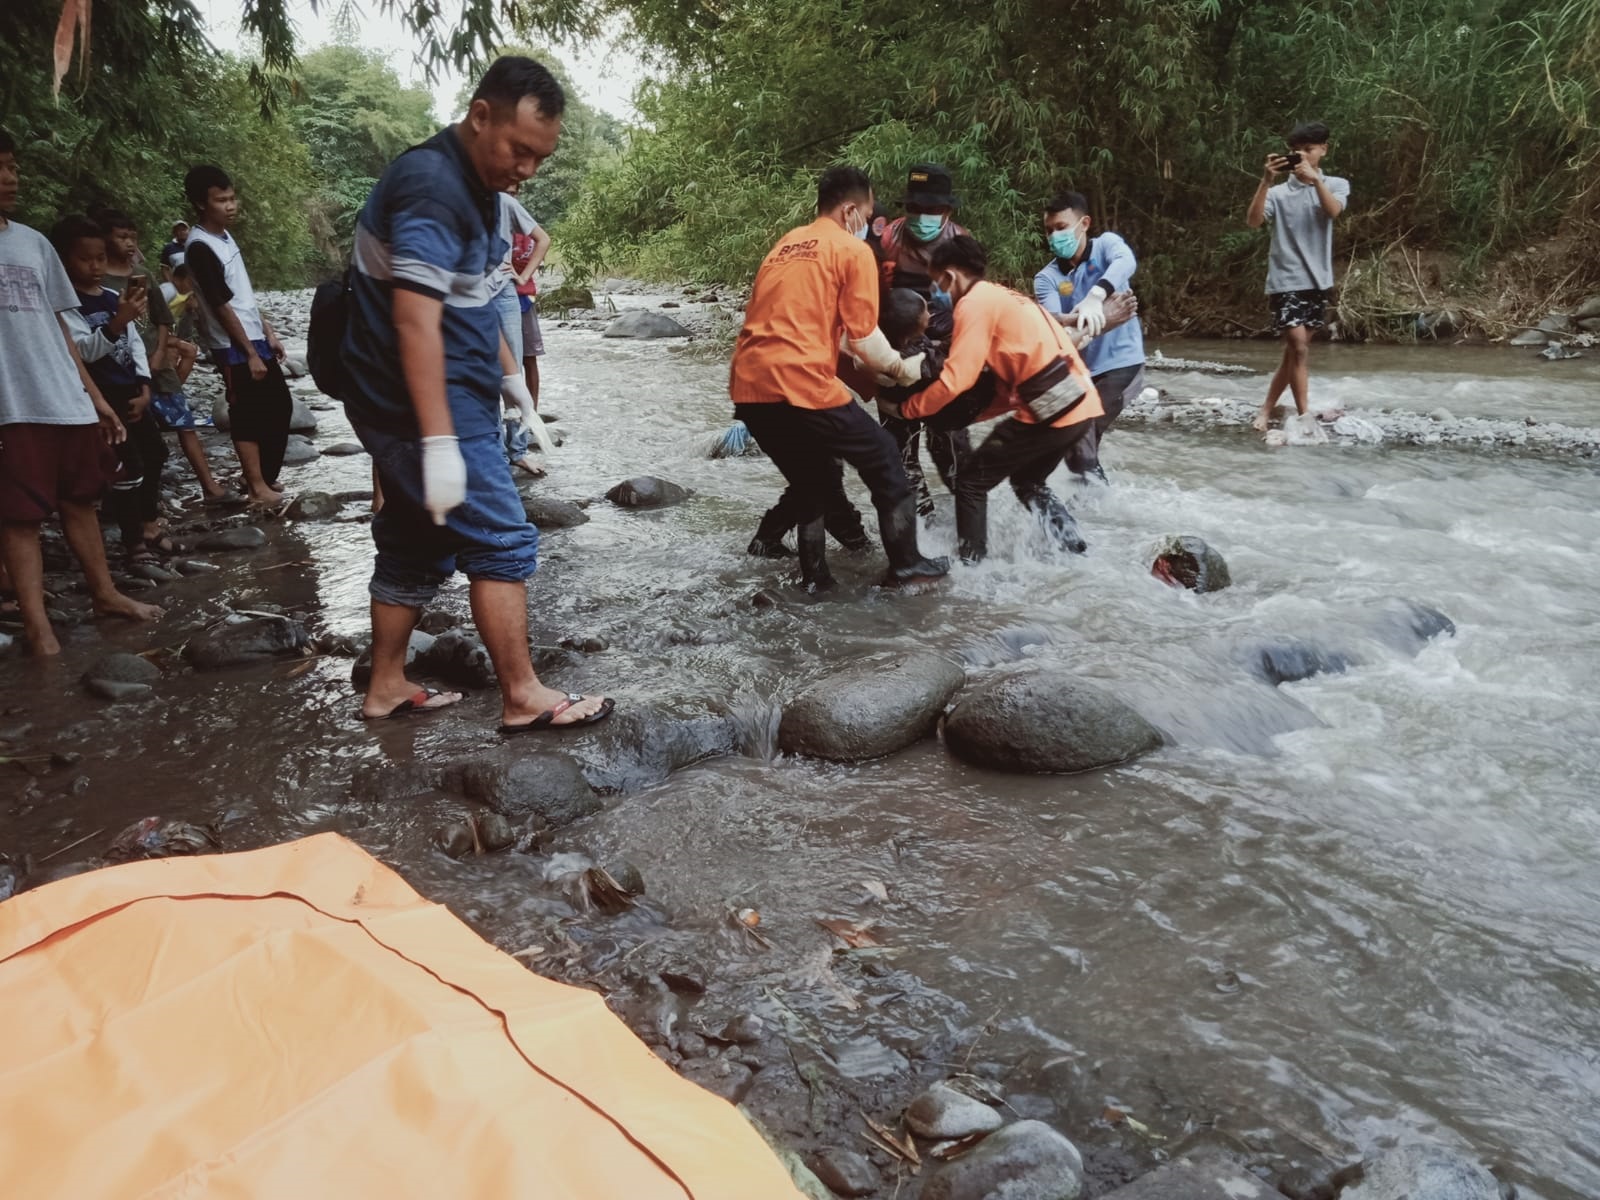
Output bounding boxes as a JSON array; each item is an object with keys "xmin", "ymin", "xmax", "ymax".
[{"xmin": 564, "ymin": 0, "xmax": 1600, "ymax": 332}]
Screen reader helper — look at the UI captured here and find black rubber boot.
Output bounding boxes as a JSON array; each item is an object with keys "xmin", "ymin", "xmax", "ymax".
[
  {"xmin": 878, "ymin": 497, "xmax": 949, "ymax": 586},
  {"xmin": 797, "ymin": 519, "xmax": 834, "ymax": 592},
  {"xmin": 748, "ymin": 503, "xmax": 797, "ymax": 558},
  {"xmin": 747, "ymin": 536, "xmax": 796, "ymax": 558},
  {"xmin": 823, "ymin": 492, "xmax": 872, "ymax": 552},
  {"xmin": 1031, "ymin": 489, "xmax": 1089, "ymax": 554}
]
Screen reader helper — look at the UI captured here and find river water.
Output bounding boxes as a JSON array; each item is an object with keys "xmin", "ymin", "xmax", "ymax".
[{"xmin": 4, "ymin": 300, "xmax": 1598, "ymax": 1197}]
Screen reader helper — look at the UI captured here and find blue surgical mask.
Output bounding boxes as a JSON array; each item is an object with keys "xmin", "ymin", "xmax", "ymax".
[
  {"xmin": 906, "ymin": 213, "xmax": 945, "ymax": 242},
  {"xmin": 1048, "ymin": 228, "xmax": 1079, "ymax": 260},
  {"xmin": 856, "ymin": 219, "xmax": 871, "ymax": 241},
  {"xmin": 930, "ymin": 283, "xmax": 952, "ymax": 308}
]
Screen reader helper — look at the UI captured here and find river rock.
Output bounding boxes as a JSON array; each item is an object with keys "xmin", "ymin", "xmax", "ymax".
[
  {"xmin": 678, "ymin": 1056, "xmax": 755, "ymax": 1104},
  {"xmin": 1415, "ymin": 310, "xmax": 1461, "ymax": 340},
  {"xmin": 606, "ymin": 476, "xmax": 690, "ymax": 508},
  {"xmin": 1535, "ymin": 313, "xmax": 1574, "ymax": 334},
  {"xmin": 810, "ymin": 1149, "xmax": 877, "ymax": 1197},
  {"xmin": 1576, "ymin": 295, "xmax": 1600, "ymax": 320},
  {"xmin": 602, "ymin": 311, "xmax": 692, "ymax": 339},
  {"xmin": 905, "ymin": 1082, "xmax": 1005, "ymax": 1139},
  {"xmin": 185, "ymin": 615, "xmax": 311, "ymax": 670},
  {"xmin": 541, "ymin": 282, "xmax": 594, "ymax": 310},
  {"xmin": 1577, "ymin": 316, "xmax": 1600, "ymax": 333},
  {"xmin": 1098, "ymin": 1154, "xmax": 1278, "ymax": 1199},
  {"xmin": 922, "ymin": 1120, "xmax": 1085, "ymax": 1200},
  {"xmin": 1247, "ymin": 640, "xmax": 1355, "ymax": 685},
  {"xmin": 440, "ymin": 750, "xmax": 601, "ymax": 828},
  {"xmin": 944, "ymin": 670, "xmax": 1163, "ymax": 774},
  {"xmin": 288, "ymin": 397, "xmax": 318, "ymax": 432},
  {"xmin": 780, "ymin": 653, "xmax": 966, "ymax": 763},
  {"xmin": 1344, "ymin": 1146, "xmax": 1500, "ymax": 1200},
  {"xmin": 84, "ymin": 678, "xmax": 156, "ymax": 703},
  {"xmin": 567, "ymin": 701, "xmax": 740, "ymax": 794},
  {"xmin": 281, "ymin": 434, "xmax": 319, "ymax": 465},
  {"xmin": 83, "ymin": 652, "xmax": 160, "ymax": 688},
  {"xmin": 210, "ymin": 396, "xmax": 231, "ymax": 430},
  {"xmin": 434, "ymin": 822, "xmax": 474, "ymax": 859},
  {"xmin": 415, "ymin": 629, "xmax": 497, "ymax": 689},
  {"xmin": 1508, "ymin": 328, "xmax": 1547, "ymax": 346},
  {"xmin": 322, "ymin": 441, "xmax": 367, "ymax": 457},
  {"xmin": 286, "ymin": 491, "xmax": 340, "ymax": 520},
  {"xmin": 195, "ymin": 525, "xmax": 267, "ymax": 552},
  {"xmin": 1151, "ymin": 535, "xmax": 1231, "ymax": 592},
  {"xmin": 1369, "ymin": 598, "xmax": 1456, "ymax": 654},
  {"xmin": 350, "ymin": 629, "xmax": 437, "ymax": 690},
  {"xmin": 522, "ymin": 494, "xmax": 590, "ymax": 529}
]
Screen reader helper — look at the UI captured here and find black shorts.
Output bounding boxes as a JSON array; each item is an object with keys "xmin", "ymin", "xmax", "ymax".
[{"xmin": 1269, "ymin": 288, "xmax": 1331, "ymax": 333}]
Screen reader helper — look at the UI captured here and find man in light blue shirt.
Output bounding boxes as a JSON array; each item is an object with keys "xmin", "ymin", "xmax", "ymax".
[{"xmin": 1033, "ymin": 191, "xmax": 1144, "ymax": 482}]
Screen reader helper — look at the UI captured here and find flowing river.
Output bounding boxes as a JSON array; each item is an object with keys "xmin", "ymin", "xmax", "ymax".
[{"xmin": 4, "ymin": 293, "xmax": 1598, "ymax": 1198}]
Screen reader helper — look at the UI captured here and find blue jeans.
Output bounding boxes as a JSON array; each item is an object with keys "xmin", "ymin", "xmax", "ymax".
[
  {"xmin": 502, "ymin": 416, "xmax": 531, "ymax": 462},
  {"xmin": 353, "ymin": 418, "xmax": 540, "ymax": 607},
  {"xmin": 494, "ymin": 287, "xmax": 523, "ymax": 361}
]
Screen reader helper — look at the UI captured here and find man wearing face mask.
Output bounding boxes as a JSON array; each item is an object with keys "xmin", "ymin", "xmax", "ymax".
[
  {"xmin": 1032, "ymin": 191, "xmax": 1145, "ymax": 483},
  {"xmin": 730, "ymin": 165, "xmax": 947, "ymax": 592},
  {"xmin": 876, "ymin": 163, "xmax": 972, "ymax": 520}
]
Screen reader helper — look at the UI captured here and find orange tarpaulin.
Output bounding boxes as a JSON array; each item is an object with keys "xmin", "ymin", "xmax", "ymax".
[{"xmin": 0, "ymin": 833, "xmax": 805, "ymax": 1199}]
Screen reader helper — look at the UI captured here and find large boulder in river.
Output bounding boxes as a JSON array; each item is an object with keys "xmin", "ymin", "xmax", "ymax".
[
  {"xmin": 415, "ymin": 629, "xmax": 497, "ymax": 689},
  {"xmin": 541, "ymin": 282, "xmax": 594, "ymax": 311},
  {"xmin": 606, "ymin": 476, "xmax": 689, "ymax": 508},
  {"xmin": 780, "ymin": 653, "xmax": 965, "ymax": 763},
  {"xmin": 566, "ymin": 701, "xmax": 740, "ymax": 794},
  {"xmin": 922, "ymin": 1120, "xmax": 1085, "ymax": 1200},
  {"xmin": 288, "ymin": 397, "xmax": 318, "ymax": 432},
  {"xmin": 1151, "ymin": 535, "xmax": 1231, "ymax": 592},
  {"xmin": 1368, "ymin": 597, "xmax": 1456, "ymax": 655},
  {"xmin": 1343, "ymin": 1146, "xmax": 1500, "ymax": 1200},
  {"xmin": 1244, "ymin": 640, "xmax": 1355, "ymax": 686},
  {"xmin": 440, "ymin": 749, "xmax": 600, "ymax": 828},
  {"xmin": 944, "ymin": 670, "xmax": 1163, "ymax": 774},
  {"xmin": 185, "ymin": 615, "xmax": 310, "ymax": 670},
  {"xmin": 602, "ymin": 310, "xmax": 691, "ymax": 339},
  {"xmin": 522, "ymin": 494, "xmax": 589, "ymax": 529}
]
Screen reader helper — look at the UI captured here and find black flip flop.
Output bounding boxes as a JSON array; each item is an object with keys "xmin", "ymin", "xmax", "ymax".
[
  {"xmin": 500, "ymin": 694, "xmax": 616, "ymax": 735},
  {"xmin": 363, "ymin": 686, "xmax": 462, "ymax": 721}
]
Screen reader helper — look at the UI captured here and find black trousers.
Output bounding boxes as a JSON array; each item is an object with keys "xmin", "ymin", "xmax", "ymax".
[
  {"xmin": 102, "ymin": 381, "xmax": 168, "ymax": 549},
  {"xmin": 1063, "ymin": 363, "xmax": 1143, "ymax": 475},
  {"xmin": 736, "ymin": 402, "xmax": 910, "ymax": 530},
  {"xmin": 881, "ymin": 415, "xmax": 971, "ymax": 517},
  {"xmin": 957, "ymin": 416, "xmax": 1093, "ymax": 562},
  {"xmin": 221, "ymin": 356, "xmax": 293, "ymax": 485},
  {"xmin": 754, "ymin": 466, "xmax": 869, "ymax": 548}
]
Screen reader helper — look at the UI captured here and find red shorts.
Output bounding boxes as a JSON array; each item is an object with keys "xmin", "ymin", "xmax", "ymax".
[{"xmin": 0, "ymin": 422, "xmax": 117, "ymax": 522}]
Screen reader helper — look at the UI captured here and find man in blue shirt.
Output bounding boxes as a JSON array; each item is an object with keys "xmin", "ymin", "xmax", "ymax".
[
  {"xmin": 1033, "ymin": 191, "xmax": 1144, "ymax": 482},
  {"xmin": 343, "ymin": 56, "xmax": 613, "ymax": 732}
]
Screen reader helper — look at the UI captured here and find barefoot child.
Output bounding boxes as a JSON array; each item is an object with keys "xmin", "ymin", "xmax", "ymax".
[{"xmin": 0, "ymin": 131, "xmax": 161, "ymax": 654}]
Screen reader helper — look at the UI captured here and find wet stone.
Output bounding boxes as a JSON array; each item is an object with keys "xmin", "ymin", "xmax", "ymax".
[
  {"xmin": 415, "ymin": 629, "xmax": 497, "ymax": 689},
  {"xmin": 477, "ymin": 812, "xmax": 518, "ymax": 852},
  {"xmin": 905, "ymin": 1082, "xmax": 1005, "ymax": 1139},
  {"xmin": 351, "ymin": 629, "xmax": 436, "ymax": 690},
  {"xmin": 322, "ymin": 441, "xmax": 367, "ymax": 456},
  {"xmin": 660, "ymin": 966, "xmax": 708, "ymax": 995},
  {"xmin": 84, "ymin": 678, "xmax": 155, "ymax": 704},
  {"xmin": 195, "ymin": 526, "xmax": 268, "ymax": 552},
  {"xmin": 606, "ymin": 476, "xmax": 690, "ymax": 509},
  {"xmin": 521, "ymin": 494, "xmax": 589, "ymax": 530},
  {"xmin": 677, "ymin": 1056, "xmax": 755, "ymax": 1104},
  {"xmin": 566, "ymin": 702, "xmax": 739, "ymax": 795},
  {"xmin": 434, "ymin": 823, "xmax": 474, "ymax": 859},
  {"xmin": 439, "ymin": 749, "xmax": 601, "ymax": 828},
  {"xmin": 1151, "ymin": 535, "xmax": 1231, "ymax": 592},
  {"xmin": 1099, "ymin": 1156, "xmax": 1277, "ymax": 1199},
  {"xmin": 1344, "ymin": 1146, "xmax": 1501, "ymax": 1200},
  {"xmin": 922, "ymin": 1120, "xmax": 1085, "ymax": 1200},
  {"xmin": 944, "ymin": 670, "xmax": 1163, "ymax": 774},
  {"xmin": 286, "ymin": 491, "xmax": 340, "ymax": 520},
  {"xmin": 1247, "ymin": 640, "xmax": 1355, "ymax": 686},
  {"xmin": 1369, "ymin": 597, "xmax": 1456, "ymax": 655},
  {"xmin": 282, "ymin": 434, "xmax": 319, "ymax": 465},
  {"xmin": 82, "ymin": 652, "xmax": 160, "ymax": 688},
  {"xmin": 718, "ymin": 1013, "xmax": 765, "ymax": 1045},
  {"xmin": 288, "ymin": 397, "xmax": 319, "ymax": 432},
  {"xmin": 780, "ymin": 652, "xmax": 965, "ymax": 763},
  {"xmin": 602, "ymin": 310, "xmax": 692, "ymax": 339},
  {"xmin": 185, "ymin": 615, "xmax": 311, "ymax": 670},
  {"xmin": 605, "ymin": 859, "xmax": 646, "ymax": 895},
  {"xmin": 811, "ymin": 1149, "xmax": 878, "ymax": 1198}
]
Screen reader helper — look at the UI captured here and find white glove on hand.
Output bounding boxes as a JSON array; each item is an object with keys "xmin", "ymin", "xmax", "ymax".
[
  {"xmin": 1074, "ymin": 290, "xmax": 1106, "ymax": 337},
  {"xmin": 501, "ymin": 373, "xmax": 536, "ymax": 428},
  {"xmin": 873, "ymin": 353, "xmax": 926, "ymax": 389},
  {"xmin": 420, "ymin": 435, "xmax": 467, "ymax": 526}
]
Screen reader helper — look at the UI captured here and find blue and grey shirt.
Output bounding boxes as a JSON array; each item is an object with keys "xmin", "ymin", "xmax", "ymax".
[
  {"xmin": 1033, "ymin": 232, "xmax": 1144, "ymax": 377},
  {"xmin": 343, "ymin": 126, "xmax": 506, "ymax": 438}
]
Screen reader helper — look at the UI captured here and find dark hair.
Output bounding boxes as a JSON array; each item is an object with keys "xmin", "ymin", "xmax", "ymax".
[
  {"xmin": 928, "ymin": 234, "xmax": 988, "ymax": 279},
  {"xmin": 1044, "ymin": 191, "xmax": 1090, "ymax": 217},
  {"xmin": 880, "ymin": 289, "xmax": 929, "ymax": 350},
  {"xmin": 184, "ymin": 164, "xmax": 233, "ymax": 211},
  {"xmin": 1288, "ymin": 121, "xmax": 1330, "ymax": 148},
  {"xmin": 89, "ymin": 206, "xmax": 135, "ymax": 233},
  {"xmin": 172, "ymin": 263, "xmax": 191, "ymax": 280},
  {"xmin": 49, "ymin": 215, "xmax": 105, "ymax": 258},
  {"xmin": 817, "ymin": 165, "xmax": 873, "ymax": 213},
  {"xmin": 0, "ymin": 128, "xmax": 14, "ymax": 156},
  {"xmin": 471, "ymin": 55, "xmax": 566, "ymax": 119}
]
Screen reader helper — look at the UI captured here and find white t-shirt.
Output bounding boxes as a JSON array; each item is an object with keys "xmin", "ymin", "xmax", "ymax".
[
  {"xmin": 184, "ymin": 224, "xmax": 266, "ymax": 350},
  {"xmin": 0, "ymin": 219, "xmax": 96, "ymax": 426},
  {"xmin": 492, "ymin": 195, "xmax": 539, "ymax": 296}
]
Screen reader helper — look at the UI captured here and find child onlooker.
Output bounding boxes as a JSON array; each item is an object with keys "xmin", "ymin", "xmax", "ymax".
[
  {"xmin": 181, "ymin": 164, "xmax": 293, "ymax": 507},
  {"xmin": 0, "ymin": 129, "xmax": 160, "ymax": 655},
  {"xmin": 52, "ymin": 215, "xmax": 170, "ymax": 565},
  {"xmin": 494, "ymin": 192, "xmax": 543, "ymax": 476},
  {"xmin": 511, "ymin": 218, "xmax": 549, "ymax": 407},
  {"xmin": 93, "ymin": 207, "xmax": 230, "ymax": 508}
]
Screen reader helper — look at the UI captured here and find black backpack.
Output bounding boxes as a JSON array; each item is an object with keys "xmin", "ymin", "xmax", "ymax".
[{"xmin": 307, "ymin": 267, "xmax": 352, "ymax": 401}]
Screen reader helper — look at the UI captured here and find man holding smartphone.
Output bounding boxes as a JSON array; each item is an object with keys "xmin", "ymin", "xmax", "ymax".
[{"xmin": 1245, "ymin": 121, "xmax": 1350, "ymax": 432}]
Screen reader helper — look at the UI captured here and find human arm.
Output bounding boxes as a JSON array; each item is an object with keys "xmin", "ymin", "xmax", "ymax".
[
  {"xmin": 393, "ymin": 288, "xmax": 466, "ymax": 523},
  {"xmin": 186, "ymin": 241, "xmax": 268, "ymax": 380},
  {"xmin": 1247, "ymin": 153, "xmax": 1287, "ymax": 228},
  {"xmin": 518, "ymin": 223, "xmax": 551, "ymax": 280},
  {"xmin": 1297, "ymin": 162, "xmax": 1347, "ymax": 218},
  {"xmin": 262, "ymin": 314, "xmax": 285, "ymax": 361},
  {"xmin": 838, "ymin": 243, "xmax": 918, "ymax": 383},
  {"xmin": 900, "ymin": 291, "xmax": 998, "ymax": 420},
  {"xmin": 56, "ymin": 313, "xmax": 125, "ymax": 444}
]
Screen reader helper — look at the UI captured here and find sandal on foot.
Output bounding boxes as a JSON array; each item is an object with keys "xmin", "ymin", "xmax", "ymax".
[
  {"xmin": 499, "ymin": 694, "xmax": 615, "ymax": 735},
  {"xmin": 363, "ymin": 686, "xmax": 462, "ymax": 721}
]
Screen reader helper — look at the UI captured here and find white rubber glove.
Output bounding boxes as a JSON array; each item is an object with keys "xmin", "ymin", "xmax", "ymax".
[
  {"xmin": 502, "ymin": 373, "xmax": 554, "ymax": 454},
  {"xmin": 1074, "ymin": 289, "xmax": 1106, "ymax": 337},
  {"xmin": 420, "ymin": 435, "xmax": 467, "ymax": 526}
]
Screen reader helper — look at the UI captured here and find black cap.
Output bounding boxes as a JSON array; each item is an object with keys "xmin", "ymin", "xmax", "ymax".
[{"xmin": 901, "ymin": 163, "xmax": 959, "ymax": 209}]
